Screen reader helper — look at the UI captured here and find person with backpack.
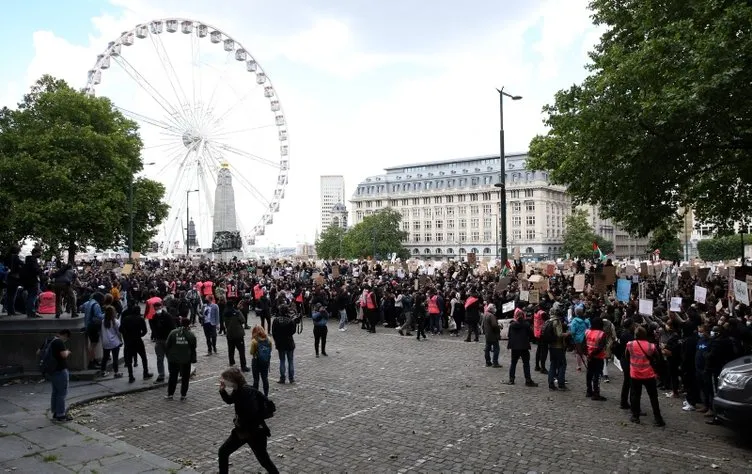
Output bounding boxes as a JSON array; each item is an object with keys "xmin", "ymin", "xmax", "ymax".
[
  {"xmin": 119, "ymin": 298, "xmax": 153, "ymax": 384},
  {"xmin": 249, "ymin": 325, "xmax": 272, "ymax": 396},
  {"xmin": 533, "ymin": 304, "xmax": 549, "ymax": 374},
  {"xmin": 40, "ymin": 328, "xmax": 72, "ymax": 421},
  {"xmin": 152, "ymin": 301, "xmax": 176, "ymax": 383},
  {"xmin": 224, "ymin": 301, "xmax": 250, "ymax": 372},
  {"xmin": 543, "ymin": 310, "xmax": 570, "ymax": 391},
  {"xmin": 217, "ymin": 367, "xmax": 279, "ymax": 474},
  {"xmin": 271, "ymin": 305, "xmax": 298, "ymax": 384},
  {"xmin": 165, "ymin": 317, "xmax": 197, "ymax": 401},
  {"xmin": 81, "ymin": 292, "xmax": 105, "ymax": 370},
  {"xmin": 311, "ymin": 303, "xmax": 329, "ymax": 357}
]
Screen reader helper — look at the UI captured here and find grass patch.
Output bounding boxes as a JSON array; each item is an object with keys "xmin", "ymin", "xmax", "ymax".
[{"xmin": 42, "ymin": 454, "xmax": 58, "ymax": 463}]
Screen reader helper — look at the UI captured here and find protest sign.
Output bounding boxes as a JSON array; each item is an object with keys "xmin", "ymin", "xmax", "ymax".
[
  {"xmin": 638, "ymin": 299, "xmax": 653, "ymax": 317},
  {"xmin": 616, "ymin": 279, "xmax": 631, "ymax": 303},
  {"xmin": 694, "ymin": 286, "xmax": 707, "ymax": 304}
]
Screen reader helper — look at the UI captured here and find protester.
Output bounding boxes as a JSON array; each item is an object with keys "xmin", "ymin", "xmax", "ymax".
[
  {"xmin": 249, "ymin": 325, "xmax": 273, "ymax": 396},
  {"xmin": 311, "ymin": 303, "xmax": 329, "ymax": 357},
  {"xmin": 506, "ymin": 305, "xmax": 538, "ymax": 387},
  {"xmin": 119, "ymin": 298, "xmax": 153, "ymax": 383},
  {"xmin": 165, "ymin": 317, "xmax": 197, "ymax": 401},
  {"xmin": 100, "ymin": 305, "xmax": 123, "ymax": 378},
  {"xmin": 271, "ymin": 305, "xmax": 298, "ymax": 384},
  {"xmin": 482, "ymin": 303, "xmax": 501, "ymax": 367},
  {"xmin": 224, "ymin": 301, "xmax": 249, "ymax": 372},
  {"xmin": 45, "ymin": 328, "xmax": 72, "ymax": 422},
  {"xmin": 152, "ymin": 301, "xmax": 175, "ymax": 383},
  {"xmin": 626, "ymin": 326, "xmax": 665, "ymax": 426}
]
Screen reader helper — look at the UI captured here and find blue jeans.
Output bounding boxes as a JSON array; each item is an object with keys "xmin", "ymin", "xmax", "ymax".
[
  {"xmin": 429, "ymin": 314, "xmax": 442, "ymax": 333},
  {"xmin": 338, "ymin": 310, "xmax": 347, "ymax": 329},
  {"xmin": 50, "ymin": 369, "xmax": 69, "ymax": 417},
  {"xmin": 278, "ymin": 349, "xmax": 294, "ymax": 381},
  {"xmin": 26, "ymin": 287, "xmax": 39, "ymax": 317},
  {"xmin": 484, "ymin": 341, "xmax": 500, "ymax": 365},
  {"xmin": 548, "ymin": 348, "xmax": 566, "ymax": 388},
  {"xmin": 252, "ymin": 358, "xmax": 270, "ymax": 396}
]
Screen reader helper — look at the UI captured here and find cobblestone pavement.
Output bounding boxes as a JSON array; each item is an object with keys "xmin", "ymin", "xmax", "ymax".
[{"xmin": 73, "ymin": 320, "xmax": 752, "ymax": 473}]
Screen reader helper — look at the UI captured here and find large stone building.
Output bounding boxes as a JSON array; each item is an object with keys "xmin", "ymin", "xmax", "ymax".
[
  {"xmin": 580, "ymin": 205, "xmax": 650, "ymax": 259},
  {"xmin": 350, "ymin": 153, "xmax": 572, "ymax": 260},
  {"xmin": 320, "ymin": 175, "xmax": 346, "ymax": 232}
]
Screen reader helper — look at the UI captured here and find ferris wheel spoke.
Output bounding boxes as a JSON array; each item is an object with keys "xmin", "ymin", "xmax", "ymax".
[
  {"xmin": 219, "ymin": 160, "xmax": 272, "ymax": 210},
  {"xmin": 149, "ymin": 33, "xmax": 193, "ymax": 126},
  {"xmin": 208, "ymin": 87, "xmax": 260, "ymax": 130},
  {"xmin": 112, "ymin": 55, "xmax": 190, "ymax": 131},
  {"xmin": 209, "ymin": 124, "xmax": 275, "ymax": 139},
  {"xmin": 209, "ymin": 142, "xmax": 280, "ymax": 169},
  {"xmin": 191, "ymin": 30, "xmax": 202, "ymax": 121},
  {"xmin": 115, "ymin": 106, "xmax": 183, "ymax": 136},
  {"xmin": 143, "ymin": 141, "xmax": 183, "ymax": 152},
  {"xmin": 202, "ymin": 51, "xmax": 235, "ymax": 126}
]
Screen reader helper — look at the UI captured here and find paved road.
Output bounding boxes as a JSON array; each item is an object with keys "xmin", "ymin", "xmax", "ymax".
[{"xmin": 72, "ymin": 320, "xmax": 752, "ymax": 473}]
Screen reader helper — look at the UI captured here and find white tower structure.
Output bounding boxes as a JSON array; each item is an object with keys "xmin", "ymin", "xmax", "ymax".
[
  {"xmin": 212, "ymin": 162, "xmax": 243, "ymax": 258},
  {"xmin": 320, "ymin": 175, "xmax": 345, "ymax": 231}
]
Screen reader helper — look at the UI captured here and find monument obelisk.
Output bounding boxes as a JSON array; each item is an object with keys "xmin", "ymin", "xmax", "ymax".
[{"xmin": 212, "ymin": 162, "xmax": 243, "ymax": 260}]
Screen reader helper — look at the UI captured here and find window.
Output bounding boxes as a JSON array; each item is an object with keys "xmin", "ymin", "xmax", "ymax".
[
  {"xmin": 375, "ymin": 200, "xmax": 382, "ymax": 207},
  {"xmin": 426, "ymin": 181, "xmax": 432, "ymax": 190},
  {"xmin": 412, "ymin": 198, "xmax": 419, "ymax": 205},
  {"xmin": 482, "ymin": 192, "xmax": 491, "ymax": 200},
  {"xmin": 471, "ymin": 231, "xmax": 480, "ymax": 241},
  {"xmin": 513, "ymin": 230, "xmax": 522, "ymax": 240},
  {"xmin": 436, "ymin": 220, "xmax": 443, "ymax": 229},
  {"xmin": 483, "ymin": 217, "xmax": 492, "ymax": 228},
  {"xmin": 425, "ymin": 233, "xmax": 432, "ymax": 242},
  {"xmin": 356, "ymin": 211, "xmax": 363, "ymax": 220},
  {"xmin": 470, "ymin": 193, "xmax": 478, "ymax": 201},
  {"xmin": 512, "ymin": 216, "xmax": 521, "ymax": 227},
  {"xmin": 526, "ymin": 215, "xmax": 536, "ymax": 226},
  {"xmin": 482, "ymin": 204, "xmax": 492, "ymax": 214},
  {"xmin": 471, "ymin": 177, "xmax": 479, "ymax": 186},
  {"xmin": 413, "ymin": 222, "xmax": 420, "ymax": 230},
  {"xmin": 446, "ymin": 207, "xmax": 455, "ymax": 217},
  {"xmin": 446, "ymin": 195, "xmax": 454, "ymax": 203},
  {"xmin": 511, "ymin": 201, "xmax": 521, "ymax": 213},
  {"xmin": 435, "ymin": 232, "xmax": 443, "ymax": 242},
  {"xmin": 413, "ymin": 233, "xmax": 421, "ymax": 242},
  {"xmin": 423, "ymin": 208, "xmax": 432, "ymax": 218},
  {"xmin": 525, "ymin": 189, "xmax": 534, "ymax": 198},
  {"xmin": 457, "ymin": 194, "xmax": 466, "ymax": 202},
  {"xmin": 447, "ymin": 220, "xmax": 455, "ymax": 229},
  {"xmin": 459, "ymin": 218, "xmax": 467, "ymax": 228},
  {"xmin": 447, "ymin": 232, "xmax": 455, "ymax": 242},
  {"xmin": 526, "ymin": 229, "xmax": 536, "ymax": 240},
  {"xmin": 510, "ymin": 190, "xmax": 520, "ymax": 199},
  {"xmin": 424, "ymin": 221, "xmax": 432, "ymax": 230},
  {"xmin": 402, "ymin": 222, "xmax": 409, "ymax": 231},
  {"xmin": 424, "ymin": 248, "xmax": 431, "ymax": 254},
  {"xmin": 459, "ymin": 231, "xmax": 467, "ymax": 242},
  {"xmin": 434, "ymin": 196, "xmax": 442, "ymax": 204},
  {"xmin": 401, "ymin": 199, "xmax": 408, "ymax": 206},
  {"xmin": 356, "ymin": 202, "xmax": 362, "ymax": 209},
  {"xmin": 470, "ymin": 205, "xmax": 479, "ymax": 215},
  {"xmin": 422, "ymin": 198, "xmax": 430, "ymax": 205},
  {"xmin": 435, "ymin": 207, "xmax": 443, "ymax": 216},
  {"xmin": 471, "ymin": 218, "xmax": 479, "ymax": 229},
  {"xmin": 458, "ymin": 206, "xmax": 467, "ymax": 216},
  {"xmin": 483, "ymin": 231, "xmax": 492, "ymax": 241},
  {"xmin": 366, "ymin": 201, "xmax": 372, "ymax": 208},
  {"xmin": 525, "ymin": 201, "xmax": 535, "ymax": 212},
  {"xmin": 411, "ymin": 209, "xmax": 419, "ymax": 218}
]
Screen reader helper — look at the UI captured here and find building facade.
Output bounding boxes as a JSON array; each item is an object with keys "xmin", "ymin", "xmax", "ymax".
[
  {"xmin": 350, "ymin": 153, "xmax": 572, "ymax": 260},
  {"xmin": 580, "ymin": 205, "xmax": 650, "ymax": 259},
  {"xmin": 320, "ymin": 175, "xmax": 346, "ymax": 232},
  {"xmin": 330, "ymin": 202, "xmax": 348, "ymax": 229}
]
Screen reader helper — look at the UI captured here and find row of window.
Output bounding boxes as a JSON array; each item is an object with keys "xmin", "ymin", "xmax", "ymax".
[
  {"xmin": 406, "ymin": 229, "xmax": 555, "ymax": 243},
  {"xmin": 407, "ymin": 246, "xmax": 564, "ymax": 256},
  {"xmin": 357, "ymin": 171, "xmax": 549, "ymax": 196}
]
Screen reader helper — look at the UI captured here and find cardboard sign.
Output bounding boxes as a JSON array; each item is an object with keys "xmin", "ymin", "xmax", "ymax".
[
  {"xmin": 513, "ymin": 247, "xmax": 521, "ymax": 261},
  {"xmin": 121, "ymin": 263, "xmax": 133, "ymax": 275},
  {"xmin": 519, "ymin": 290, "xmax": 529, "ymax": 302},
  {"xmin": 594, "ymin": 271, "xmax": 608, "ymax": 294},
  {"xmin": 502, "ymin": 301, "xmax": 515, "ymax": 313},
  {"xmin": 603, "ymin": 266, "xmax": 617, "ymax": 286},
  {"xmin": 638, "ymin": 299, "xmax": 653, "ymax": 316},
  {"xmin": 256, "ymin": 268, "xmax": 263, "ymax": 276},
  {"xmin": 640, "ymin": 262, "xmax": 648, "ymax": 278},
  {"xmin": 546, "ymin": 264, "xmax": 555, "ymax": 277},
  {"xmin": 332, "ymin": 265, "xmax": 340, "ymax": 278},
  {"xmin": 616, "ymin": 279, "xmax": 631, "ymax": 303},
  {"xmin": 631, "ymin": 274, "xmax": 639, "ymax": 284},
  {"xmin": 625, "ymin": 265, "xmax": 635, "ymax": 277},
  {"xmin": 467, "ymin": 253, "xmax": 477, "ymax": 265},
  {"xmin": 528, "ymin": 290, "xmax": 540, "ymax": 304},
  {"xmin": 716, "ymin": 300, "xmax": 723, "ymax": 312},
  {"xmin": 733, "ymin": 279, "xmax": 749, "ymax": 305},
  {"xmin": 670, "ymin": 297, "xmax": 682, "ymax": 312},
  {"xmin": 694, "ymin": 286, "xmax": 707, "ymax": 304},
  {"xmin": 496, "ymin": 277, "xmax": 511, "ymax": 293},
  {"xmin": 573, "ymin": 274, "xmax": 585, "ymax": 292}
]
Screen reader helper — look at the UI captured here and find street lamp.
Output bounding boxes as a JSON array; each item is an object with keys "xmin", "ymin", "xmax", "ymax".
[
  {"xmin": 186, "ymin": 189, "xmax": 199, "ymax": 258},
  {"xmin": 494, "ymin": 87, "xmax": 522, "ymax": 266},
  {"xmin": 128, "ymin": 161, "xmax": 156, "ymax": 263}
]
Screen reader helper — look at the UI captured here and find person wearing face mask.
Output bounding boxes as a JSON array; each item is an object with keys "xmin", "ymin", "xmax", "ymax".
[{"xmin": 217, "ymin": 367, "xmax": 279, "ymax": 474}]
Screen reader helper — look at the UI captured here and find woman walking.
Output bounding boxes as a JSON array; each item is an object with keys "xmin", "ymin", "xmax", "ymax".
[
  {"xmin": 249, "ymin": 325, "xmax": 272, "ymax": 396},
  {"xmin": 217, "ymin": 367, "xmax": 279, "ymax": 474},
  {"xmin": 100, "ymin": 305, "xmax": 123, "ymax": 378}
]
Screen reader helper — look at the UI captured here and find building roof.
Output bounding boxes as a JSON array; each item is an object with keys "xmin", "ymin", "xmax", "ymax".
[
  {"xmin": 331, "ymin": 202, "xmax": 347, "ymax": 212},
  {"xmin": 383, "ymin": 152, "xmax": 528, "ymax": 172}
]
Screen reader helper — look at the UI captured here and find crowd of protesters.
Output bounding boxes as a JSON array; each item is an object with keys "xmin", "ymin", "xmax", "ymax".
[{"xmin": 3, "ymin": 247, "xmax": 752, "ymax": 470}]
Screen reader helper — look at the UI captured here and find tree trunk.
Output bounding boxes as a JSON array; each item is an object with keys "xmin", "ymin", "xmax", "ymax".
[{"xmin": 67, "ymin": 240, "xmax": 76, "ymax": 265}]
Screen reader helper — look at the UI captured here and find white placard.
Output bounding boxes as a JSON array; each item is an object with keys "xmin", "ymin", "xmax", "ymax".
[
  {"xmin": 733, "ymin": 279, "xmax": 749, "ymax": 306},
  {"xmin": 716, "ymin": 300, "xmax": 723, "ymax": 311},
  {"xmin": 638, "ymin": 298, "xmax": 653, "ymax": 317},
  {"xmin": 519, "ymin": 290, "xmax": 529, "ymax": 302},
  {"xmin": 670, "ymin": 297, "xmax": 682, "ymax": 312},
  {"xmin": 631, "ymin": 274, "xmax": 639, "ymax": 284},
  {"xmin": 502, "ymin": 301, "xmax": 515, "ymax": 313},
  {"xmin": 694, "ymin": 286, "xmax": 707, "ymax": 304},
  {"xmin": 573, "ymin": 274, "xmax": 585, "ymax": 292}
]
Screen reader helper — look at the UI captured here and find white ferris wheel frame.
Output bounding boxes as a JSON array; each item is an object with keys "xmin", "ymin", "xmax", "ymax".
[{"xmin": 84, "ymin": 18, "xmax": 289, "ymax": 253}]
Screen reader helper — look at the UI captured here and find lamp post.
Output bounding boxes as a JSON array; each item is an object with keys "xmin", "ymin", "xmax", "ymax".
[
  {"xmin": 186, "ymin": 189, "xmax": 199, "ymax": 259},
  {"xmin": 493, "ymin": 87, "xmax": 522, "ymax": 266},
  {"xmin": 128, "ymin": 162, "xmax": 155, "ymax": 263}
]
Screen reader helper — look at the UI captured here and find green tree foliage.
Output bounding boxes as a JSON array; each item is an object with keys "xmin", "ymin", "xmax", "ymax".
[
  {"xmin": 315, "ymin": 225, "xmax": 348, "ymax": 260},
  {"xmin": 562, "ymin": 208, "xmax": 614, "ymax": 259},
  {"xmin": 342, "ymin": 208, "xmax": 409, "ymax": 260},
  {"xmin": 697, "ymin": 234, "xmax": 752, "ymax": 262},
  {"xmin": 0, "ymin": 76, "xmax": 168, "ymax": 262},
  {"xmin": 647, "ymin": 219, "xmax": 683, "ymax": 263},
  {"xmin": 527, "ymin": 0, "xmax": 752, "ymax": 236}
]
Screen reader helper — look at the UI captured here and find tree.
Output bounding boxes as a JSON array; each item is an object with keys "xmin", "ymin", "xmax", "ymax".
[
  {"xmin": 594, "ymin": 235, "xmax": 613, "ymax": 255},
  {"xmin": 562, "ymin": 209, "xmax": 597, "ymax": 259},
  {"xmin": 527, "ymin": 0, "xmax": 752, "ymax": 236},
  {"xmin": 342, "ymin": 208, "xmax": 408, "ymax": 260},
  {"xmin": 0, "ymin": 75, "xmax": 168, "ymax": 262},
  {"xmin": 697, "ymin": 234, "xmax": 752, "ymax": 262},
  {"xmin": 315, "ymin": 225, "xmax": 347, "ymax": 260},
  {"xmin": 647, "ymin": 219, "xmax": 683, "ymax": 263}
]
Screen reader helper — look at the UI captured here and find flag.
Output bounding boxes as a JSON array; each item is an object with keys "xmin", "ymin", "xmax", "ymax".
[
  {"xmin": 500, "ymin": 259, "xmax": 512, "ymax": 276},
  {"xmin": 593, "ymin": 241, "xmax": 607, "ymax": 262}
]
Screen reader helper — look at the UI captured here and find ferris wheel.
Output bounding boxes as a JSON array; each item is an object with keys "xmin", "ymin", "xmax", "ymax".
[{"xmin": 84, "ymin": 18, "xmax": 289, "ymax": 255}]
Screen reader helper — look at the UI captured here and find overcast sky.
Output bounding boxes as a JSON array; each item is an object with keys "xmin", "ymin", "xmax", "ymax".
[{"xmin": 0, "ymin": 0, "xmax": 601, "ymax": 247}]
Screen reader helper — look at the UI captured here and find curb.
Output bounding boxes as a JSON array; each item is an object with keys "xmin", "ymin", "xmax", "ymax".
[{"xmin": 68, "ymin": 380, "xmax": 168, "ymax": 410}]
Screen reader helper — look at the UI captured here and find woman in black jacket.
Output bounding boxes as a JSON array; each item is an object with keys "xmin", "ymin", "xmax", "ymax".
[{"xmin": 217, "ymin": 367, "xmax": 279, "ymax": 474}]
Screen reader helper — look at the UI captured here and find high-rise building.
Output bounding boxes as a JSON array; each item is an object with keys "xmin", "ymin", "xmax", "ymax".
[
  {"xmin": 330, "ymin": 203, "xmax": 348, "ymax": 229},
  {"xmin": 212, "ymin": 163, "xmax": 242, "ymax": 252},
  {"xmin": 187, "ymin": 218, "xmax": 198, "ymax": 249},
  {"xmin": 320, "ymin": 175, "xmax": 346, "ymax": 231}
]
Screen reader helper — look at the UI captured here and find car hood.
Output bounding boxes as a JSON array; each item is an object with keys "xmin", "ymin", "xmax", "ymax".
[{"xmin": 722, "ymin": 356, "xmax": 752, "ymax": 374}]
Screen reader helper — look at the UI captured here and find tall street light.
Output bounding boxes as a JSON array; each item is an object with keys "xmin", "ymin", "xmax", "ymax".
[
  {"xmin": 129, "ymin": 161, "xmax": 155, "ymax": 263},
  {"xmin": 186, "ymin": 189, "xmax": 199, "ymax": 259},
  {"xmin": 493, "ymin": 87, "xmax": 522, "ymax": 266}
]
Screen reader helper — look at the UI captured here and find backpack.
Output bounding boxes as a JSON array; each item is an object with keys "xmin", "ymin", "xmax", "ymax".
[
  {"xmin": 38, "ymin": 337, "xmax": 56, "ymax": 375},
  {"xmin": 250, "ymin": 387, "xmax": 276, "ymax": 420},
  {"xmin": 256, "ymin": 338, "xmax": 272, "ymax": 363},
  {"xmin": 540, "ymin": 320, "xmax": 556, "ymax": 344}
]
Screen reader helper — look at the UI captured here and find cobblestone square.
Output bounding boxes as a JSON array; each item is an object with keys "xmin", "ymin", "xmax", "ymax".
[{"xmin": 73, "ymin": 321, "xmax": 752, "ymax": 473}]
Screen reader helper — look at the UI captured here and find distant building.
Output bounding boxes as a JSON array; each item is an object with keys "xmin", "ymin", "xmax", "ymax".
[
  {"xmin": 350, "ymin": 153, "xmax": 571, "ymax": 261},
  {"xmin": 187, "ymin": 218, "xmax": 198, "ymax": 249},
  {"xmin": 330, "ymin": 202, "xmax": 348, "ymax": 229},
  {"xmin": 320, "ymin": 175, "xmax": 345, "ymax": 232},
  {"xmin": 579, "ymin": 205, "xmax": 649, "ymax": 259}
]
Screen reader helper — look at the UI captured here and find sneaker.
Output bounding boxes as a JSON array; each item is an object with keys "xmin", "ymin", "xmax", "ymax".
[
  {"xmin": 128, "ymin": 377, "xmax": 136, "ymax": 384},
  {"xmin": 322, "ymin": 352, "xmax": 328, "ymax": 357},
  {"xmin": 180, "ymin": 395, "xmax": 187, "ymax": 401},
  {"xmin": 492, "ymin": 364, "xmax": 502, "ymax": 368},
  {"xmin": 340, "ymin": 328, "xmax": 346, "ymax": 332},
  {"xmin": 586, "ymin": 391, "xmax": 593, "ymax": 398},
  {"xmin": 53, "ymin": 414, "xmax": 73, "ymax": 422},
  {"xmin": 143, "ymin": 373, "xmax": 154, "ymax": 380},
  {"xmin": 316, "ymin": 354, "xmax": 320, "ymax": 358},
  {"xmin": 164, "ymin": 395, "xmax": 174, "ymax": 400},
  {"xmin": 114, "ymin": 373, "xmax": 123, "ymax": 379},
  {"xmin": 486, "ymin": 362, "xmax": 492, "ymax": 367},
  {"xmin": 505, "ymin": 380, "xmax": 515, "ymax": 385},
  {"xmin": 525, "ymin": 380, "xmax": 539, "ymax": 387},
  {"xmin": 629, "ymin": 416, "xmax": 640, "ymax": 424},
  {"xmin": 592, "ymin": 395, "xmax": 607, "ymax": 401},
  {"xmin": 557, "ymin": 385, "xmax": 569, "ymax": 391},
  {"xmin": 277, "ymin": 378, "xmax": 286, "ymax": 384},
  {"xmin": 539, "ymin": 369, "xmax": 549, "ymax": 375},
  {"xmin": 100, "ymin": 371, "xmax": 110, "ymax": 378},
  {"xmin": 682, "ymin": 404, "xmax": 696, "ymax": 412},
  {"xmin": 654, "ymin": 419, "xmax": 666, "ymax": 427},
  {"xmin": 549, "ymin": 385, "xmax": 558, "ymax": 391},
  {"xmin": 154, "ymin": 376, "xmax": 165, "ymax": 384},
  {"xmin": 534, "ymin": 367, "xmax": 541, "ymax": 372},
  {"xmin": 603, "ymin": 375, "xmax": 610, "ymax": 383},
  {"xmin": 241, "ymin": 367, "xmax": 251, "ymax": 372},
  {"xmin": 289, "ymin": 379, "xmax": 295, "ymax": 384}
]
